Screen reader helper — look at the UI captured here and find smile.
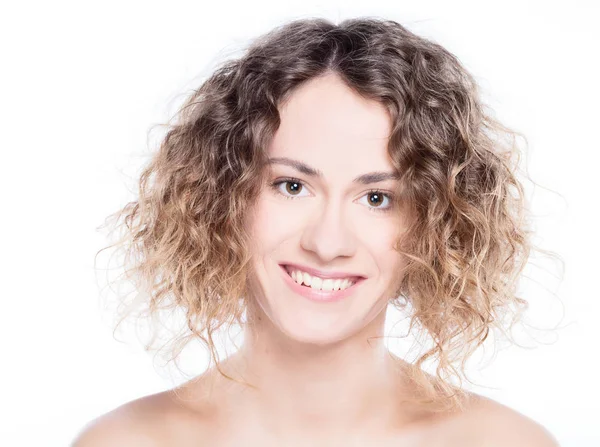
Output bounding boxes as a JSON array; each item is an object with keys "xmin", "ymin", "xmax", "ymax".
[
  {"xmin": 283, "ymin": 265, "xmax": 357, "ymax": 291},
  {"xmin": 279, "ymin": 264, "xmax": 365, "ymax": 303}
]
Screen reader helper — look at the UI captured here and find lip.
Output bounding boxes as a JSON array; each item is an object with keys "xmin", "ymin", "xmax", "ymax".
[
  {"xmin": 279, "ymin": 264, "xmax": 365, "ymax": 303},
  {"xmin": 280, "ymin": 262, "xmax": 365, "ymax": 280}
]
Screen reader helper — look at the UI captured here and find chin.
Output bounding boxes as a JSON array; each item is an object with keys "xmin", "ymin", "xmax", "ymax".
[
  {"xmin": 265, "ymin": 302, "xmax": 369, "ymax": 347},
  {"xmin": 276, "ymin": 322, "xmax": 354, "ymax": 347}
]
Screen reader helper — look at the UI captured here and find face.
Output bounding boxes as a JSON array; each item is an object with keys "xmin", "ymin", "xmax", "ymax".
[{"xmin": 245, "ymin": 72, "xmax": 408, "ymax": 345}]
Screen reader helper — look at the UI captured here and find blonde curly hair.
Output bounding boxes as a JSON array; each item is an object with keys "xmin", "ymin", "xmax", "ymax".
[{"xmin": 97, "ymin": 16, "xmax": 546, "ymax": 412}]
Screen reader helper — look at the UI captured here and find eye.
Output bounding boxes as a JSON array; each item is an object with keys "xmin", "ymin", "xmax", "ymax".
[
  {"xmin": 269, "ymin": 178, "xmax": 394, "ymax": 213},
  {"xmin": 358, "ymin": 190, "xmax": 393, "ymax": 212},
  {"xmin": 269, "ymin": 178, "xmax": 310, "ymax": 199}
]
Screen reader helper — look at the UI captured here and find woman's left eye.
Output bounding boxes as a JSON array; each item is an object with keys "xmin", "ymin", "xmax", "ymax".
[{"xmin": 357, "ymin": 190, "xmax": 393, "ymax": 212}]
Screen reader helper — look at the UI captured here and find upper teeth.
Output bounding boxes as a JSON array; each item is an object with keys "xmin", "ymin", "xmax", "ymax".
[{"xmin": 287, "ymin": 268, "xmax": 357, "ymax": 291}]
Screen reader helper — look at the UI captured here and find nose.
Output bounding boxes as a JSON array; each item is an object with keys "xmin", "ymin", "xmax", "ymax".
[{"xmin": 299, "ymin": 197, "xmax": 357, "ymax": 262}]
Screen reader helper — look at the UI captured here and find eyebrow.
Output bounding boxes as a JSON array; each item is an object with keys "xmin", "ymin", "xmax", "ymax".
[{"xmin": 267, "ymin": 157, "xmax": 400, "ymax": 185}]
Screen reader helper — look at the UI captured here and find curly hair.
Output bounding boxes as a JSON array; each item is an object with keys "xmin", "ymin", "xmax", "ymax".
[{"xmin": 97, "ymin": 16, "xmax": 541, "ymax": 412}]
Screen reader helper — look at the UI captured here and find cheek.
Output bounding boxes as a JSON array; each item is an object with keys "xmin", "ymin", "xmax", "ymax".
[
  {"xmin": 360, "ymin": 216, "xmax": 403, "ymax": 253},
  {"xmin": 363, "ymin": 219, "xmax": 407, "ymax": 284},
  {"xmin": 248, "ymin": 195, "xmax": 298, "ymax": 252}
]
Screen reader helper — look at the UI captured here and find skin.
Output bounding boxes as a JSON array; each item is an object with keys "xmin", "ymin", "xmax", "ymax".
[{"xmin": 72, "ymin": 73, "xmax": 559, "ymax": 447}]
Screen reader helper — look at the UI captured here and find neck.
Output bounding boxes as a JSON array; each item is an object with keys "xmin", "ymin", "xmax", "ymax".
[{"xmin": 220, "ymin": 303, "xmax": 410, "ymax": 439}]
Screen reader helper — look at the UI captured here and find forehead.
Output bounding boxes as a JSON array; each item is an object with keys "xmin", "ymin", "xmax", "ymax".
[{"xmin": 269, "ymin": 73, "xmax": 393, "ymax": 169}]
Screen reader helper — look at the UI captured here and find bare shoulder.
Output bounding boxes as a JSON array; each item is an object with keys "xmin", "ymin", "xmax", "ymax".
[
  {"xmin": 70, "ymin": 387, "xmax": 216, "ymax": 447},
  {"xmin": 71, "ymin": 392, "xmax": 173, "ymax": 447},
  {"xmin": 392, "ymin": 358, "xmax": 559, "ymax": 446},
  {"xmin": 455, "ymin": 394, "xmax": 560, "ymax": 447}
]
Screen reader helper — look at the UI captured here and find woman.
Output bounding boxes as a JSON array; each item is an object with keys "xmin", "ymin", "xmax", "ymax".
[{"xmin": 74, "ymin": 17, "xmax": 559, "ymax": 446}]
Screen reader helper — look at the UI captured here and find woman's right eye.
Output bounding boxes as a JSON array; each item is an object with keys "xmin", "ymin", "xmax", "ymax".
[{"xmin": 269, "ymin": 178, "xmax": 310, "ymax": 199}]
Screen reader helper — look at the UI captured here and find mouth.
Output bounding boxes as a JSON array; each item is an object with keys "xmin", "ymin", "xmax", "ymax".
[{"xmin": 278, "ymin": 264, "xmax": 366, "ymax": 303}]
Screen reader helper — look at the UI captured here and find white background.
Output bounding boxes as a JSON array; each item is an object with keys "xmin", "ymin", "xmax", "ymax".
[{"xmin": 1, "ymin": 1, "xmax": 598, "ymax": 446}]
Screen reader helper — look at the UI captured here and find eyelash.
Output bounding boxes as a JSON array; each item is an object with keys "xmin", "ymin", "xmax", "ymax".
[{"xmin": 269, "ymin": 177, "xmax": 395, "ymax": 214}]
